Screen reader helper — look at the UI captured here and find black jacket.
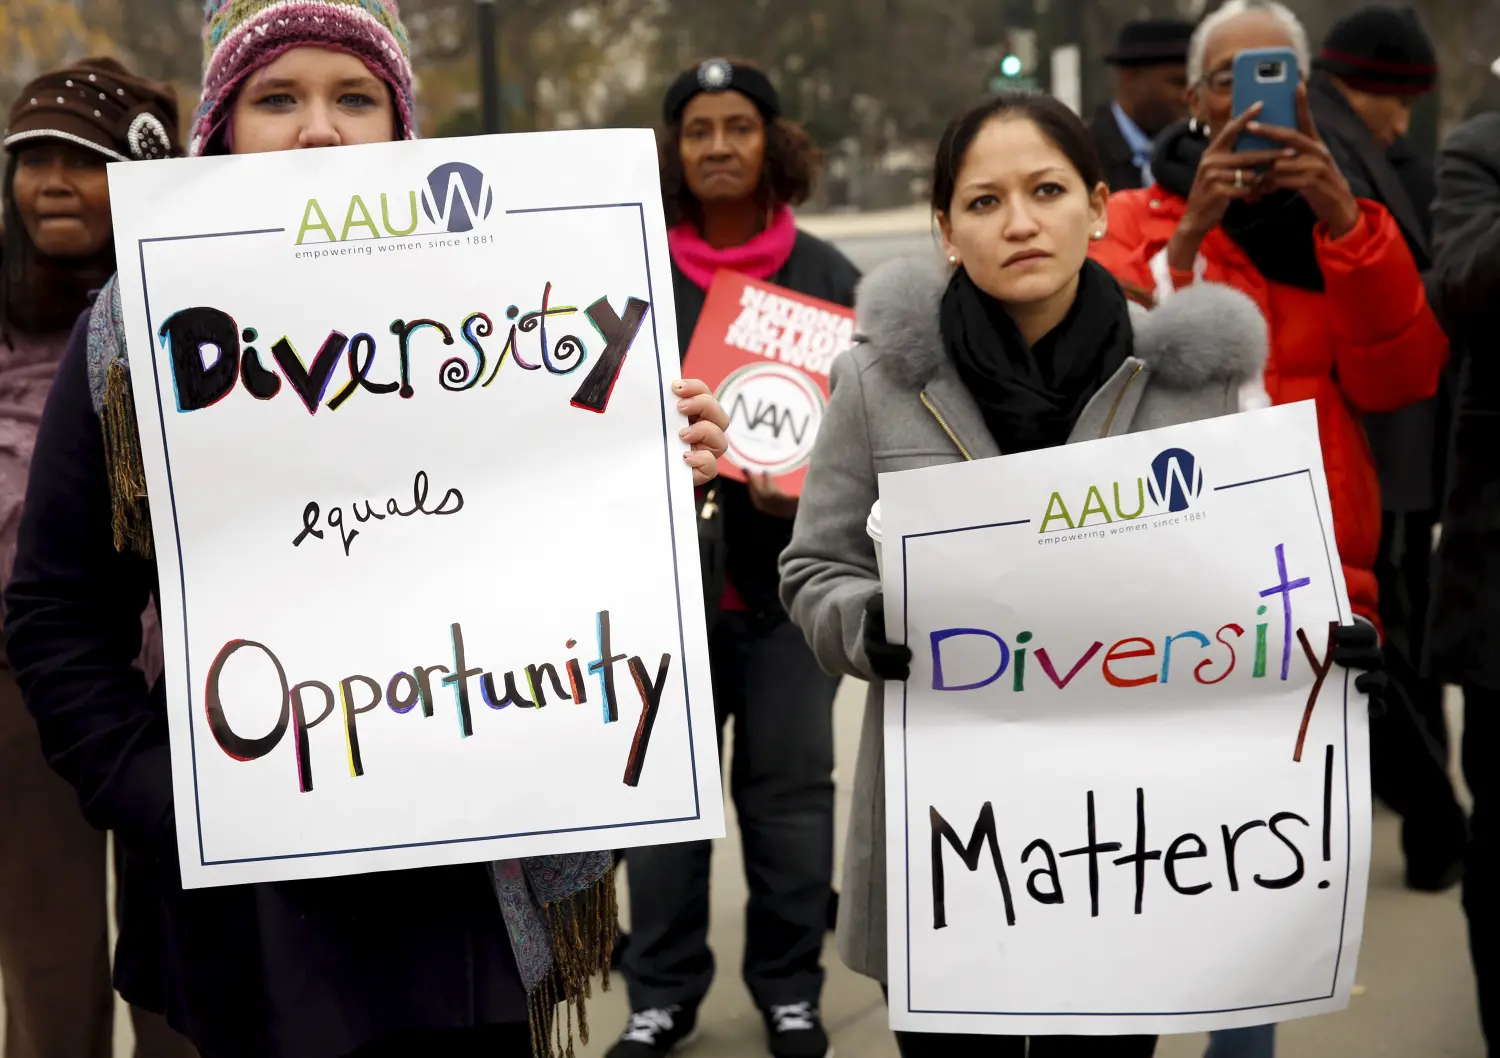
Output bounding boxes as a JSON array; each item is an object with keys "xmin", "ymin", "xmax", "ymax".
[
  {"xmin": 1311, "ymin": 77, "xmax": 1431, "ymax": 266},
  {"xmin": 1089, "ymin": 103, "xmax": 1148, "ymax": 193},
  {"xmin": 1310, "ymin": 75, "xmax": 1447, "ymax": 515},
  {"xmin": 2, "ymin": 313, "xmax": 526, "ymax": 1058},
  {"xmin": 673, "ymin": 229, "xmax": 860, "ymax": 617},
  {"xmin": 1427, "ymin": 113, "xmax": 1500, "ymax": 687}
]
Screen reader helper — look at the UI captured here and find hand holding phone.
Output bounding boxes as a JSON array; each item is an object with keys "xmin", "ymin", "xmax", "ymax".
[
  {"xmin": 1232, "ymin": 47, "xmax": 1299, "ymax": 153},
  {"xmin": 1245, "ymin": 83, "xmax": 1362, "ymax": 238},
  {"xmin": 1168, "ymin": 105, "xmax": 1285, "ymax": 267}
]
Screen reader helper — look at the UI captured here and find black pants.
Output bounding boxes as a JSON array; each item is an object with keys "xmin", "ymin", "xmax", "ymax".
[
  {"xmin": 1369, "ymin": 641, "xmax": 1467, "ymax": 882},
  {"xmin": 621, "ymin": 610, "xmax": 840, "ymax": 1010},
  {"xmin": 893, "ymin": 1031, "xmax": 1157, "ymax": 1057},
  {"xmin": 1461, "ymin": 690, "xmax": 1496, "ymax": 1053},
  {"xmin": 343, "ymin": 1024, "xmax": 532, "ymax": 1057},
  {"xmin": 1376, "ymin": 508, "xmax": 1447, "ymax": 749}
]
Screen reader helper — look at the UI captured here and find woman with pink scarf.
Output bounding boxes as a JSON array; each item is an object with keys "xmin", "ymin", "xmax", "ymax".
[{"xmin": 606, "ymin": 58, "xmax": 859, "ymax": 1058}]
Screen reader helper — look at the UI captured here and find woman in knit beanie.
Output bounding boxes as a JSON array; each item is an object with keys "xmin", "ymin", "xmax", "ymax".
[
  {"xmin": 0, "ymin": 55, "xmax": 198, "ymax": 1058},
  {"xmin": 190, "ymin": 0, "xmax": 417, "ymax": 155},
  {"xmin": 1, "ymin": 4, "xmax": 728, "ymax": 1058}
]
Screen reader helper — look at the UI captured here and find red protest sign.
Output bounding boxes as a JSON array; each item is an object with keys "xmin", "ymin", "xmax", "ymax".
[{"xmin": 681, "ymin": 270, "xmax": 855, "ymax": 495}]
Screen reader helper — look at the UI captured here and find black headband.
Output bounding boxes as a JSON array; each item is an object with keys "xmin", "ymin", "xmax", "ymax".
[{"xmin": 663, "ymin": 59, "xmax": 782, "ymax": 124}]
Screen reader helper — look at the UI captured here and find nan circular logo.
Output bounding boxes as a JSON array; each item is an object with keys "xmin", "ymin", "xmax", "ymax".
[{"xmin": 717, "ymin": 362, "xmax": 827, "ymax": 476}]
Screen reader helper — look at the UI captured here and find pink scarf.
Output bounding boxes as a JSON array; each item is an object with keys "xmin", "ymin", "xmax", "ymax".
[{"xmin": 667, "ymin": 205, "xmax": 799, "ymax": 289}]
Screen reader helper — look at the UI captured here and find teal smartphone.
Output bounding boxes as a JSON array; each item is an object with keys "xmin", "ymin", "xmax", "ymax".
[{"xmin": 1232, "ymin": 47, "xmax": 1299, "ymax": 153}]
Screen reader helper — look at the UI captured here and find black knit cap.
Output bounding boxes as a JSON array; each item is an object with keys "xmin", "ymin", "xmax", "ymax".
[
  {"xmin": 1314, "ymin": 5, "xmax": 1438, "ymax": 96},
  {"xmin": 1105, "ymin": 19, "xmax": 1195, "ymax": 67},
  {"xmin": 663, "ymin": 59, "xmax": 782, "ymax": 124}
]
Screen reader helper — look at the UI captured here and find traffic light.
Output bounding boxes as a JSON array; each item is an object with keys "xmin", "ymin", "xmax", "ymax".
[{"xmin": 989, "ymin": 29, "xmax": 1039, "ymax": 93}]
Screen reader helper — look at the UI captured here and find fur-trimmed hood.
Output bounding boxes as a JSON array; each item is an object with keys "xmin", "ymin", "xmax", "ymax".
[{"xmin": 852, "ymin": 254, "xmax": 1267, "ymax": 390}]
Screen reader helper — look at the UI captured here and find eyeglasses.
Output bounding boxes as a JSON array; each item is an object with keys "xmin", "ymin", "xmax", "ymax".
[{"xmin": 1200, "ymin": 69, "xmax": 1236, "ymax": 94}]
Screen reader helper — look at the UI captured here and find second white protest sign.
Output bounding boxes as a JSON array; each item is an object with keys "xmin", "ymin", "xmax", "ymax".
[{"xmin": 879, "ymin": 402, "xmax": 1370, "ymax": 1036}]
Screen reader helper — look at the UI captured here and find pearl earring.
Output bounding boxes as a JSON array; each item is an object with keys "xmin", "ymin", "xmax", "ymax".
[
  {"xmin": 1091, "ymin": 229, "xmax": 1106, "ymax": 241},
  {"xmin": 948, "ymin": 254, "xmax": 959, "ymax": 266},
  {"xmin": 1189, "ymin": 117, "xmax": 1201, "ymax": 135}
]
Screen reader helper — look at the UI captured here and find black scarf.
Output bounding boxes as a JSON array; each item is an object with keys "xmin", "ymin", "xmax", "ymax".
[
  {"xmin": 940, "ymin": 259, "xmax": 1134, "ymax": 454},
  {"xmin": 1152, "ymin": 120, "xmax": 1326, "ymax": 292}
]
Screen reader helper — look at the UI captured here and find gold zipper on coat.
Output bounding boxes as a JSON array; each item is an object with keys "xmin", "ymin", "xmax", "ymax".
[
  {"xmin": 920, "ymin": 392, "xmax": 974, "ymax": 461},
  {"xmin": 1098, "ymin": 363, "xmax": 1146, "ymax": 438}
]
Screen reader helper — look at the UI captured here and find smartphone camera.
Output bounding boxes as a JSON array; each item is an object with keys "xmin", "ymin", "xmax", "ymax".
[{"xmin": 1255, "ymin": 60, "xmax": 1288, "ymax": 83}]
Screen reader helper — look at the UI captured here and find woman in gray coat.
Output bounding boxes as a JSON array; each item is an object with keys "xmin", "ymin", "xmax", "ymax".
[{"xmin": 779, "ymin": 92, "xmax": 1359, "ymax": 1057}]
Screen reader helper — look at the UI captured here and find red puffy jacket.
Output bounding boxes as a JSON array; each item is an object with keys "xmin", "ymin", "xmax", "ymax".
[{"xmin": 1091, "ymin": 192, "xmax": 1448, "ymax": 625}]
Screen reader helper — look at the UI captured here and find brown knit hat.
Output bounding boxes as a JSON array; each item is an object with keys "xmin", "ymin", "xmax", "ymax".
[{"xmin": 3, "ymin": 57, "xmax": 181, "ymax": 163}]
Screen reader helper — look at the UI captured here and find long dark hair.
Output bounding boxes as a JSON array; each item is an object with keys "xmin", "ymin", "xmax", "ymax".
[
  {"xmin": 931, "ymin": 92, "xmax": 1107, "ymax": 215},
  {"xmin": 1, "ymin": 151, "xmax": 116, "ymax": 343}
]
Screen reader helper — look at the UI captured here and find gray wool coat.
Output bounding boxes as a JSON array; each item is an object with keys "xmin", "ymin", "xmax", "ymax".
[{"xmin": 779, "ymin": 255, "xmax": 1269, "ymax": 985}]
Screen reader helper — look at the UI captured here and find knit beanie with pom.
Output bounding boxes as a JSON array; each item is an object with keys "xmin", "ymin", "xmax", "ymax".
[{"xmin": 191, "ymin": 0, "xmax": 415, "ymax": 155}]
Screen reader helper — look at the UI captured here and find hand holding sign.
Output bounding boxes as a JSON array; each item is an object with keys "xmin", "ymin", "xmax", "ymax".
[{"xmin": 674, "ymin": 379, "xmax": 729, "ymax": 485}]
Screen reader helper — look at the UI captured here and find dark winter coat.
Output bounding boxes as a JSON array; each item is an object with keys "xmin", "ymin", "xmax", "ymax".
[
  {"xmin": 1427, "ymin": 113, "xmax": 1500, "ymax": 688},
  {"xmin": 2, "ymin": 312, "xmax": 528, "ymax": 1058},
  {"xmin": 672, "ymin": 228, "xmax": 860, "ymax": 616},
  {"xmin": 1311, "ymin": 75, "xmax": 1448, "ymax": 516},
  {"xmin": 1089, "ymin": 103, "xmax": 1149, "ymax": 193}
]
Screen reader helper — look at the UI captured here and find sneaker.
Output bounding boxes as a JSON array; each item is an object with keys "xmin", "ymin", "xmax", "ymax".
[
  {"xmin": 605, "ymin": 1006, "xmax": 698, "ymax": 1057},
  {"xmin": 763, "ymin": 1001, "xmax": 832, "ymax": 1058}
]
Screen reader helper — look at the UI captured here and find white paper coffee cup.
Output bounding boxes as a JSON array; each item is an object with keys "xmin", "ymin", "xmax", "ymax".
[{"xmin": 866, "ymin": 500, "xmax": 883, "ymax": 578}]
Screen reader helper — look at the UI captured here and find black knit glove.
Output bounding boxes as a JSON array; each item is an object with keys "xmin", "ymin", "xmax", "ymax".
[
  {"xmin": 1331, "ymin": 620, "xmax": 1388, "ymax": 714},
  {"xmin": 863, "ymin": 593, "xmax": 913, "ymax": 682}
]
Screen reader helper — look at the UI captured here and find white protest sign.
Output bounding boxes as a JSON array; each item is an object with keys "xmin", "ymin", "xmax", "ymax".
[
  {"xmin": 107, "ymin": 130, "xmax": 724, "ymax": 888},
  {"xmin": 879, "ymin": 402, "xmax": 1370, "ymax": 1035}
]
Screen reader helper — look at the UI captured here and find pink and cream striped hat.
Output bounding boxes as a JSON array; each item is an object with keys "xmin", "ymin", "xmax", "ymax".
[{"xmin": 191, "ymin": 0, "xmax": 415, "ymax": 155}]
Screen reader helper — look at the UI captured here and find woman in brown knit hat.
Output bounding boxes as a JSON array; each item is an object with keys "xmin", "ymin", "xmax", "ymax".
[{"xmin": 0, "ymin": 56, "xmax": 195, "ymax": 1058}]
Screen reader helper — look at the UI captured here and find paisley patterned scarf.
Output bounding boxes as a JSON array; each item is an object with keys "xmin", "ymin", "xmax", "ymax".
[{"xmin": 86, "ymin": 278, "xmax": 616, "ymax": 1058}]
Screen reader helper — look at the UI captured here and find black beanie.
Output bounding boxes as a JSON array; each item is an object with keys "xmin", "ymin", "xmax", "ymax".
[{"xmin": 1314, "ymin": 5, "xmax": 1437, "ymax": 96}]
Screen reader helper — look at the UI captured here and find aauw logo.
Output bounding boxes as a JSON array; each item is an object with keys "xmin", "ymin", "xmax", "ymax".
[
  {"xmin": 1146, "ymin": 447, "xmax": 1204, "ymax": 513},
  {"xmin": 1040, "ymin": 447, "xmax": 1206, "ymax": 533},
  {"xmin": 421, "ymin": 162, "xmax": 493, "ymax": 233},
  {"xmin": 295, "ymin": 161, "xmax": 495, "ymax": 244}
]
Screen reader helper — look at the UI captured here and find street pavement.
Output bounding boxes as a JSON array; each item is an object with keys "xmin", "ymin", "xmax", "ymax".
[{"xmin": 1, "ymin": 215, "xmax": 1483, "ymax": 1058}]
